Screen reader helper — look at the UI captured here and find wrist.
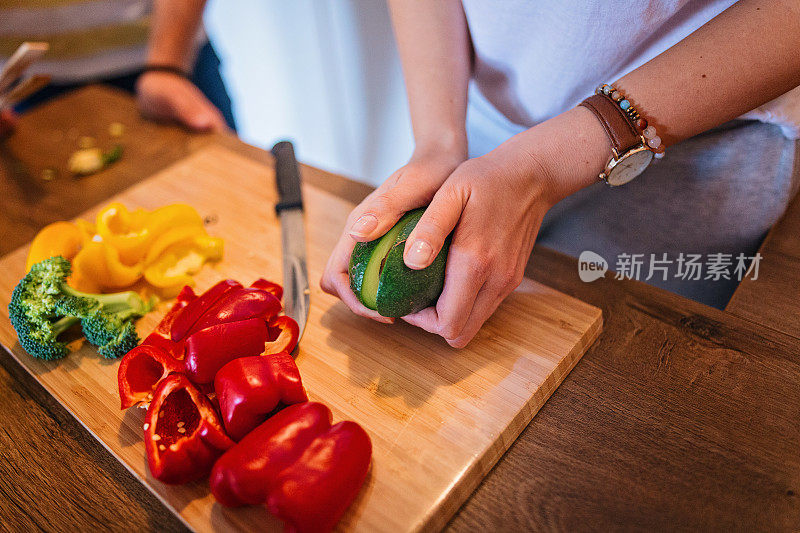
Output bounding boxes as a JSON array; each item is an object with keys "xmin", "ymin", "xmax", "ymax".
[
  {"xmin": 510, "ymin": 106, "xmax": 611, "ymax": 205},
  {"xmin": 146, "ymin": 48, "xmax": 193, "ymax": 72},
  {"xmin": 412, "ymin": 128, "xmax": 468, "ymax": 162},
  {"xmin": 141, "ymin": 64, "xmax": 190, "ymax": 78}
]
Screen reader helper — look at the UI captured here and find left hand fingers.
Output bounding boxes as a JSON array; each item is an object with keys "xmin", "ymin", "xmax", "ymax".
[
  {"xmin": 403, "ymin": 194, "xmax": 533, "ymax": 347},
  {"xmin": 444, "ymin": 240, "xmax": 530, "ymax": 347},
  {"xmin": 404, "ymin": 271, "xmax": 519, "ymax": 348},
  {"xmin": 173, "ymin": 85, "xmax": 228, "ymax": 132},
  {"xmin": 319, "ymin": 227, "xmax": 394, "ymax": 324},
  {"xmin": 401, "ymin": 242, "xmax": 486, "ymax": 341},
  {"xmin": 403, "ymin": 180, "xmax": 467, "ymax": 270},
  {"xmin": 137, "ymin": 72, "xmax": 229, "ymax": 133},
  {"xmin": 444, "ymin": 278, "xmax": 514, "ymax": 348}
]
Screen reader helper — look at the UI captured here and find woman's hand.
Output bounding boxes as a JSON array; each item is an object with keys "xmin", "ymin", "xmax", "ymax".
[
  {"xmin": 136, "ymin": 71, "xmax": 228, "ymax": 132},
  {"xmin": 398, "ymin": 150, "xmax": 550, "ymax": 347},
  {"xmin": 402, "ymin": 107, "xmax": 609, "ymax": 346},
  {"xmin": 320, "ymin": 143, "xmax": 467, "ymax": 323},
  {"xmin": 321, "ymin": 106, "xmax": 608, "ymax": 347}
]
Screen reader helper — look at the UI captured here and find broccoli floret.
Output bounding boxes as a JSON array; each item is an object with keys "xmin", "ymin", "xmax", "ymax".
[
  {"xmin": 8, "ymin": 256, "xmax": 153, "ymax": 360},
  {"xmin": 81, "ymin": 308, "xmax": 141, "ymax": 359}
]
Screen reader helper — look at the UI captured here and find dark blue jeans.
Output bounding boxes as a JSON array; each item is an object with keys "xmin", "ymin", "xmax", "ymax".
[{"xmin": 16, "ymin": 41, "xmax": 236, "ymax": 131}]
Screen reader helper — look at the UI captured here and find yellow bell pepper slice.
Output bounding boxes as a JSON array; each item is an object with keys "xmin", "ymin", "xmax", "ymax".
[
  {"xmin": 26, "ymin": 221, "xmax": 83, "ymax": 271},
  {"xmin": 101, "ymin": 242, "xmax": 143, "ymax": 288},
  {"xmin": 28, "ymin": 203, "xmax": 219, "ymax": 295},
  {"xmin": 143, "ymin": 225, "xmax": 207, "ymax": 266},
  {"xmin": 75, "ymin": 219, "xmax": 98, "ymax": 246},
  {"xmin": 68, "ymin": 241, "xmax": 142, "ymax": 291},
  {"xmin": 68, "ymin": 242, "xmax": 107, "ymax": 293},
  {"xmin": 147, "ymin": 203, "xmax": 204, "ymax": 234},
  {"xmin": 96, "ymin": 202, "xmax": 204, "ymax": 266},
  {"xmin": 143, "ymin": 235, "xmax": 224, "ymax": 289},
  {"xmin": 96, "ymin": 203, "xmax": 151, "ymax": 266}
]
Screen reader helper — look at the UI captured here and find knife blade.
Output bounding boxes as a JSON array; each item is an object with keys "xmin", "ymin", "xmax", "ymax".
[{"xmin": 271, "ymin": 141, "xmax": 310, "ymax": 346}]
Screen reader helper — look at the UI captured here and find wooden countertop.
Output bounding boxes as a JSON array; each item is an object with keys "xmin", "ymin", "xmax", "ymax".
[{"xmin": 1, "ymin": 86, "xmax": 798, "ymax": 531}]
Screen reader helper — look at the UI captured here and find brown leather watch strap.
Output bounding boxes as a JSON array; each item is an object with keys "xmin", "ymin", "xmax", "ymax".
[{"xmin": 579, "ymin": 94, "xmax": 641, "ymax": 156}]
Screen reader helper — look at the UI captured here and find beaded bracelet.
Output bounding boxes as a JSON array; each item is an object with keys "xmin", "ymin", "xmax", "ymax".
[{"xmin": 596, "ymin": 84, "xmax": 665, "ymax": 159}]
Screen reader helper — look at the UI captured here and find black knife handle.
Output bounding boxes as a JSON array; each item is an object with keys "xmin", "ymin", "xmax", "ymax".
[{"xmin": 271, "ymin": 140, "xmax": 304, "ymax": 214}]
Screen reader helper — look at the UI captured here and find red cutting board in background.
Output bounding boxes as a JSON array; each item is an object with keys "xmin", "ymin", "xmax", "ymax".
[{"xmin": 0, "ymin": 146, "xmax": 602, "ymax": 532}]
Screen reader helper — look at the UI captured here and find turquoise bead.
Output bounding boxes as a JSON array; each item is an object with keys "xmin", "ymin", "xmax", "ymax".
[{"xmin": 619, "ymin": 99, "xmax": 631, "ymax": 110}]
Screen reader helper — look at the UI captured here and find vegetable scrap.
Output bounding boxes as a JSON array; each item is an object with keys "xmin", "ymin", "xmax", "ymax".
[{"xmin": 68, "ymin": 145, "xmax": 123, "ymax": 176}]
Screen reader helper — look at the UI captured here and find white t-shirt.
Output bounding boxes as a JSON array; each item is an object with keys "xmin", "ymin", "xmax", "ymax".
[{"xmin": 462, "ymin": 0, "xmax": 800, "ymax": 139}]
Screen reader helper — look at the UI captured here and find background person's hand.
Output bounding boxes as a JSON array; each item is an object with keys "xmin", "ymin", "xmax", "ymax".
[
  {"xmin": 136, "ymin": 71, "xmax": 228, "ymax": 133},
  {"xmin": 320, "ymin": 145, "xmax": 467, "ymax": 323},
  {"xmin": 0, "ymin": 108, "xmax": 17, "ymax": 137}
]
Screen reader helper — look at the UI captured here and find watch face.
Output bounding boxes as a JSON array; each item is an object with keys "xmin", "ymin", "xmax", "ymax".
[{"xmin": 607, "ymin": 148, "xmax": 653, "ymax": 186}]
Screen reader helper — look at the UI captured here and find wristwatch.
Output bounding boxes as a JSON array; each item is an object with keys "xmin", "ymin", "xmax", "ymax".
[{"xmin": 579, "ymin": 94, "xmax": 654, "ymax": 186}]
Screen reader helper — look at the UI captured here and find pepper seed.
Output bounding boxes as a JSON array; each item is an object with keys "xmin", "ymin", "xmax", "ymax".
[
  {"xmin": 159, "ymin": 444, "xmax": 166, "ymax": 451},
  {"xmin": 177, "ymin": 427, "xmax": 186, "ymax": 434},
  {"xmin": 152, "ymin": 434, "xmax": 161, "ymax": 441}
]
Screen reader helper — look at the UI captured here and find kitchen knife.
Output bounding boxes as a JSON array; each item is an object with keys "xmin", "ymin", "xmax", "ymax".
[
  {"xmin": 0, "ymin": 42, "xmax": 49, "ymax": 97},
  {"xmin": 271, "ymin": 141, "xmax": 310, "ymax": 345},
  {"xmin": 0, "ymin": 75, "xmax": 51, "ymax": 109}
]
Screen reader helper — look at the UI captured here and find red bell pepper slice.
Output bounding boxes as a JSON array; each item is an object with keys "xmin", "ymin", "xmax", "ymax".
[
  {"xmin": 214, "ymin": 352, "xmax": 308, "ymax": 441},
  {"xmin": 145, "ymin": 373, "xmax": 234, "ymax": 485},
  {"xmin": 263, "ymin": 315, "xmax": 299, "ymax": 355},
  {"xmin": 183, "ymin": 318, "xmax": 270, "ymax": 385},
  {"xmin": 186, "ymin": 287, "xmax": 281, "ymax": 336},
  {"xmin": 118, "ymin": 344, "xmax": 183, "ymax": 409},
  {"xmin": 170, "ymin": 279, "xmax": 242, "ymax": 342},
  {"xmin": 250, "ymin": 278, "xmax": 283, "ymax": 301},
  {"xmin": 210, "ymin": 402, "xmax": 372, "ymax": 533},
  {"xmin": 141, "ymin": 285, "xmax": 197, "ymax": 360}
]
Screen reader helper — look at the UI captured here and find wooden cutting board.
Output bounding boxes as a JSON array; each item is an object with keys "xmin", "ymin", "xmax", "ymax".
[{"xmin": 0, "ymin": 146, "xmax": 602, "ymax": 532}]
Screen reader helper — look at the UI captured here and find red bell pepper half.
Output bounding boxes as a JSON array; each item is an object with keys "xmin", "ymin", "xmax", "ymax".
[
  {"xmin": 210, "ymin": 402, "xmax": 372, "ymax": 533},
  {"xmin": 141, "ymin": 285, "xmax": 197, "ymax": 360},
  {"xmin": 215, "ymin": 352, "xmax": 308, "ymax": 441},
  {"xmin": 170, "ymin": 279, "xmax": 242, "ymax": 342},
  {"xmin": 187, "ymin": 287, "xmax": 281, "ymax": 335},
  {"xmin": 250, "ymin": 278, "xmax": 283, "ymax": 301},
  {"xmin": 118, "ymin": 344, "xmax": 183, "ymax": 409},
  {"xmin": 145, "ymin": 373, "xmax": 234, "ymax": 484},
  {"xmin": 183, "ymin": 318, "xmax": 269, "ymax": 384},
  {"xmin": 263, "ymin": 315, "xmax": 299, "ymax": 355}
]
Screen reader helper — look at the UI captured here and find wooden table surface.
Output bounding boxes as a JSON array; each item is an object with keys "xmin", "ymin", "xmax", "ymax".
[{"xmin": 1, "ymin": 86, "xmax": 798, "ymax": 532}]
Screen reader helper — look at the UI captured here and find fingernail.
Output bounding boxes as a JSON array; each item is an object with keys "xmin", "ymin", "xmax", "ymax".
[
  {"xmin": 405, "ymin": 240, "xmax": 433, "ymax": 268},
  {"xmin": 349, "ymin": 215, "xmax": 378, "ymax": 237}
]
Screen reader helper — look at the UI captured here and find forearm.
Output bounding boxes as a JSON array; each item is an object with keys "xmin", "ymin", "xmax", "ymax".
[
  {"xmin": 615, "ymin": 0, "xmax": 800, "ymax": 146},
  {"xmin": 388, "ymin": 0, "xmax": 471, "ymax": 155},
  {"xmin": 147, "ymin": 0, "xmax": 207, "ymax": 70},
  {"xmin": 497, "ymin": 0, "xmax": 800, "ymax": 204}
]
